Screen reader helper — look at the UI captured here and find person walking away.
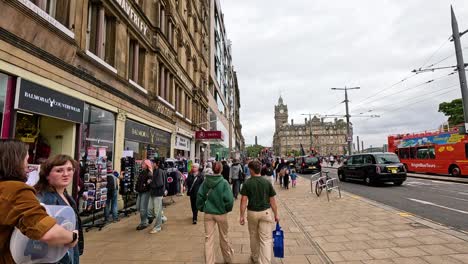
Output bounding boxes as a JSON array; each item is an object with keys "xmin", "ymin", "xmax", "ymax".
[
  {"xmin": 221, "ymin": 160, "xmax": 230, "ymax": 183},
  {"xmin": 185, "ymin": 163, "xmax": 204, "ymax": 224},
  {"xmin": 204, "ymin": 162, "xmax": 214, "ymax": 175},
  {"xmin": 274, "ymin": 158, "xmax": 280, "ymax": 183},
  {"xmin": 329, "ymin": 154, "xmax": 335, "ymax": 167},
  {"xmin": 244, "ymin": 160, "xmax": 251, "ymax": 180},
  {"xmin": 148, "ymin": 159, "xmax": 166, "ymax": 233},
  {"xmin": 34, "ymin": 154, "xmax": 84, "ymax": 264},
  {"xmin": 135, "ymin": 159, "xmax": 153, "ymax": 230},
  {"xmin": 197, "ymin": 162, "xmax": 234, "ymax": 264},
  {"xmin": 283, "ymin": 167, "xmax": 290, "ymax": 190},
  {"xmin": 240, "ymin": 160, "xmax": 279, "ymax": 264},
  {"xmin": 105, "ymin": 171, "xmax": 120, "ymax": 223},
  {"xmin": 290, "ymin": 169, "xmax": 298, "ymax": 188},
  {"xmin": 0, "ymin": 140, "xmax": 80, "ymax": 264},
  {"xmin": 229, "ymin": 159, "xmax": 243, "ymax": 199}
]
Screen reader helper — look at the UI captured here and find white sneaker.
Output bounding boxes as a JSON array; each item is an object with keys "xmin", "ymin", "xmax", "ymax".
[
  {"xmin": 162, "ymin": 215, "xmax": 168, "ymax": 223},
  {"xmin": 149, "ymin": 227, "xmax": 161, "ymax": 234}
]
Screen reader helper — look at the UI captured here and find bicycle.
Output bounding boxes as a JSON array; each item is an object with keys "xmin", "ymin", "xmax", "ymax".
[{"xmin": 315, "ymin": 171, "xmax": 333, "ymax": 197}]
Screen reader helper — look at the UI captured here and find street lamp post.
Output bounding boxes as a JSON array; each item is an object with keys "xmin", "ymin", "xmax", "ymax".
[{"xmin": 331, "ymin": 86, "xmax": 360, "ymax": 155}]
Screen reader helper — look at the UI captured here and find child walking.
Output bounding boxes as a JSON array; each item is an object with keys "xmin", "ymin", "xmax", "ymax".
[{"xmin": 290, "ymin": 169, "xmax": 297, "ymax": 188}]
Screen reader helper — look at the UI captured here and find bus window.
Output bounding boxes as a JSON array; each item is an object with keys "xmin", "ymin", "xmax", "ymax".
[
  {"xmin": 465, "ymin": 144, "xmax": 468, "ymax": 159},
  {"xmin": 410, "ymin": 147, "xmax": 417, "ymax": 159},
  {"xmin": 417, "ymin": 148, "xmax": 429, "ymax": 159},
  {"xmin": 399, "ymin": 148, "xmax": 410, "ymax": 159},
  {"xmin": 428, "ymin": 147, "xmax": 435, "ymax": 159}
]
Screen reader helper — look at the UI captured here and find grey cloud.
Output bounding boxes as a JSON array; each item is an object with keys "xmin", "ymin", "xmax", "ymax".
[{"xmin": 222, "ymin": 0, "xmax": 468, "ymax": 148}]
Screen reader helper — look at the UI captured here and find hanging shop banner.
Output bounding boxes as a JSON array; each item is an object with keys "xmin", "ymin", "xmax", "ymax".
[
  {"xmin": 125, "ymin": 119, "xmax": 171, "ymax": 146},
  {"xmin": 175, "ymin": 135, "xmax": 190, "ymax": 151},
  {"xmin": 195, "ymin": 130, "xmax": 224, "ymax": 140},
  {"xmin": 15, "ymin": 78, "xmax": 85, "ymax": 123}
]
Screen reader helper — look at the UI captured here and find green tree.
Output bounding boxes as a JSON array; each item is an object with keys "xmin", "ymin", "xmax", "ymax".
[
  {"xmin": 246, "ymin": 144, "xmax": 264, "ymax": 158},
  {"xmin": 438, "ymin": 98, "xmax": 464, "ymax": 126}
]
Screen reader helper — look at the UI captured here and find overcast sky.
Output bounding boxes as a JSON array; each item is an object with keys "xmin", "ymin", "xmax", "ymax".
[{"xmin": 221, "ymin": 0, "xmax": 468, "ymax": 150}]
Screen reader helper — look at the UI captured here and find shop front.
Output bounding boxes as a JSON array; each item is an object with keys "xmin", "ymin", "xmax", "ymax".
[
  {"xmin": 13, "ymin": 78, "xmax": 85, "ymax": 163},
  {"xmin": 195, "ymin": 130, "xmax": 226, "ymax": 161},
  {"xmin": 124, "ymin": 119, "xmax": 171, "ymax": 160}
]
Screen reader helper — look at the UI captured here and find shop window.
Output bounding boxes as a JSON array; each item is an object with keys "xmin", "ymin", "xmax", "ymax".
[
  {"xmin": 30, "ymin": 0, "xmax": 71, "ymax": 28},
  {"xmin": 128, "ymin": 39, "xmax": 146, "ymax": 86},
  {"xmin": 87, "ymin": 3, "xmax": 116, "ymax": 67},
  {"xmin": 81, "ymin": 104, "xmax": 115, "ymax": 162}
]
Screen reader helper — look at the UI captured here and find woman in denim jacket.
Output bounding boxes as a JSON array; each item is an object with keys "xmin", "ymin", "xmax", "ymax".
[{"xmin": 35, "ymin": 155, "xmax": 83, "ymax": 264}]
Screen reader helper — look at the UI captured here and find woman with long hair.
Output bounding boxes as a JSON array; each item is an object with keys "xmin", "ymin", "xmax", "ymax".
[
  {"xmin": 34, "ymin": 154, "xmax": 84, "ymax": 264},
  {"xmin": 135, "ymin": 159, "xmax": 153, "ymax": 230},
  {"xmin": 0, "ymin": 139, "xmax": 79, "ymax": 264}
]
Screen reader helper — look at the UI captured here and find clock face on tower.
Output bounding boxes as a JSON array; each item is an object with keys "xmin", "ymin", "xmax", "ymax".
[{"xmin": 279, "ymin": 109, "xmax": 284, "ymax": 113}]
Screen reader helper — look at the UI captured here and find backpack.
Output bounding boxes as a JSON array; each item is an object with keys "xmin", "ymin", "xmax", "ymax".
[{"xmin": 238, "ymin": 165, "xmax": 246, "ymax": 182}]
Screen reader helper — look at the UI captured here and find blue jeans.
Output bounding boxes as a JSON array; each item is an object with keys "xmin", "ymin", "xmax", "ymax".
[
  {"xmin": 104, "ymin": 191, "xmax": 119, "ymax": 221},
  {"xmin": 136, "ymin": 192, "xmax": 150, "ymax": 226},
  {"xmin": 150, "ymin": 196, "xmax": 163, "ymax": 230}
]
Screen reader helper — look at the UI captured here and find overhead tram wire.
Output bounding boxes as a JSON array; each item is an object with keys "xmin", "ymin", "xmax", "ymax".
[
  {"xmin": 352, "ymin": 71, "xmax": 455, "ymax": 113},
  {"xmin": 364, "ymin": 83, "xmax": 458, "ymax": 112},
  {"xmin": 352, "ymin": 37, "xmax": 454, "ymax": 110},
  {"xmin": 359, "ymin": 84, "xmax": 459, "ymax": 121}
]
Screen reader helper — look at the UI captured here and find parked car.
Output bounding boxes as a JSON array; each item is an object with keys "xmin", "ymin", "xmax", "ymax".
[
  {"xmin": 295, "ymin": 156, "xmax": 321, "ymax": 174},
  {"xmin": 337, "ymin": 152, "xmax": 407, "ymax": 185}
]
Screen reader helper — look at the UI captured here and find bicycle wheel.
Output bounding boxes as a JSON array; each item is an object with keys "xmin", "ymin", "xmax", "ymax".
[
  {"xmin": 327, "ymin": 179, "xmax": 334, "ymax": 193},
  {"xmin": 315, "ymin": 180, "xmax": 323, "ymax": 197}
]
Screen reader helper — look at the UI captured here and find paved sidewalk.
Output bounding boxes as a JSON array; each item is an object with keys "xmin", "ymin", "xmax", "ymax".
[{"xmin": 81, "ymin": 176, "xmax": 468, "ymax": 263}]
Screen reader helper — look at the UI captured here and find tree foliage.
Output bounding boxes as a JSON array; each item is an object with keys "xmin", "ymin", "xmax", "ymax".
[
  {"xmin": 438, "ymin": 98, "xmax": 464, "ymax": 126},
  {"xmin": 246, "ymin": 144, "xmax": 264, "ymax": 158}
]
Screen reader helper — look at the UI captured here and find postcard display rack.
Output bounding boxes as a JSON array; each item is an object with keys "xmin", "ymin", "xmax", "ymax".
[
  {"xmin": 120, "ymin": 157, "xmax": 138, "ymax": 216},
  {"xmin": 82, "ymin": 147, "xmax": 109, "ymax": 231}
]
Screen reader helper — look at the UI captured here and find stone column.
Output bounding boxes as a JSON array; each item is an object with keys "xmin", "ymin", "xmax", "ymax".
[{"xmin": 114, "ymin": 109, "xmax": 126, "ymax": 209}]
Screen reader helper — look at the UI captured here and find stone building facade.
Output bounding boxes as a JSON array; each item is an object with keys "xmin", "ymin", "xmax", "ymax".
[
  {"xmin": 273, "ymin": 96, "xmax": 349, "ymax": 156},
  {"xmin": 0, "ymin": 0, "xmax": 213, "ymax": 170}
]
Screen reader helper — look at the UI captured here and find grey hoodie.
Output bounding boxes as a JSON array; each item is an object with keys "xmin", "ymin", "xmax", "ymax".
[{"xmin": 229, "ymin": 163, "xmax": 242, "ymax": 180}]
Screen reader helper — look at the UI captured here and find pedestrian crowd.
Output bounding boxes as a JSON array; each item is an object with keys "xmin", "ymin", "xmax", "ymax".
[{"xmin": 1, "ymin": 140, "xmax": 288, "ymax": 264}]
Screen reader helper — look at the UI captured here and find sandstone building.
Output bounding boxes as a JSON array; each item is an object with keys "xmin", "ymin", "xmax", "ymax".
[{"xmin": 272, "ymin": 96, "xmax": 349, "ymax": 156}]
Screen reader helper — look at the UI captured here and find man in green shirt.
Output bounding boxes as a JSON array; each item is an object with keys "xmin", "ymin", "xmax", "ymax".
[{"xmin": 240, "ymin": 160, "xmax": 279, "ymax": 264}]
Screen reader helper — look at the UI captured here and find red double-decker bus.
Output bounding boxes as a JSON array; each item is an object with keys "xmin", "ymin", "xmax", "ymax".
[{"xmin": 388, "ymin": 130, "xmax": 468, "ymax": 177}]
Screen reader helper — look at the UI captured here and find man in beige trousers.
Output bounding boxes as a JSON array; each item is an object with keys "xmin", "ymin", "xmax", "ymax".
[{"xmin": 240, "ymin": 160, "xmax": 279, "ymax": 264}]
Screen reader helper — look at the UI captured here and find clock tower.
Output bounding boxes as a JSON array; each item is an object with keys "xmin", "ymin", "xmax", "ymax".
[{"xmin": 275, "ymin": 96, "xmax": 288, "ymax": 131}]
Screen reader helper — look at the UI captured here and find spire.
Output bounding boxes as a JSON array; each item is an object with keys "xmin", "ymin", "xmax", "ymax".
[{"xmin": 278, "ymin": 95, "xmax": 283, "ymax": 105}]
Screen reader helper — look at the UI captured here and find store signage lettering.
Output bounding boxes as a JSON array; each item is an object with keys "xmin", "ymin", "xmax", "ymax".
[
  {"xmin": 115, "ymin": 0, "xmax": 149, "ymax": 38},
  {"xmin": 175, "ymin": 135, "xmax": 190, "ymax": 151},
  {"xmin": 195, "ymin": 130, "xmax": 223, "ymax": 140},
  {"xmin": 125, "ymin": 119, "xmax": 171, "ymax": 146},
  {"xmin": 15, "ymin": 79, "xmax": 84, "ymax": 123},
  {"xmin": 154, "ymin": 101, "xmax": 174, "ymax": 119}
]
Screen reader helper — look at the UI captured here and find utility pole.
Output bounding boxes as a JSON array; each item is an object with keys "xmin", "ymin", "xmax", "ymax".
[
  {"xmin": 331, "ymin": 86, "xmax": 360, "ymax": 155},
  {"xmin": 300, "ymin": 113, "xmax": 314, "ymax": 154},
  {"xmin": 451, "ymin": 6, "xmax": 468, "ymax": 132}
]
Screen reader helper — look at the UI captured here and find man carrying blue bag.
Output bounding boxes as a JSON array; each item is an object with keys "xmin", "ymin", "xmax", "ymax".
[{"xmin": 240, "ymin": 160, "xmax": 279, "ymax": 264}]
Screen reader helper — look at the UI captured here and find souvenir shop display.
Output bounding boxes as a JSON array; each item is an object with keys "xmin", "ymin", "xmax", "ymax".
[
  {"xmin": 119, "ymin": 157, "xmax": 138, "ymax": 216},
  {"xmin": 81, "ymin": 147, "xmax": 110, "ymax": 231}
]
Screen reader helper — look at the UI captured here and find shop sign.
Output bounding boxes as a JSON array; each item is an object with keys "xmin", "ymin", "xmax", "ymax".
[
  {"xmin": 195, "ymin": 130, "xmax": 224, "ymax": 140},
  {"xmin": 15, "ymin": 78, "xmax": 85, "ymax": 123},
  {"xmin": 114, "ymin": 0, "xmax": 149, "ymax": 40},
  {"xmin": 125, "ymin": 119, "xmax": 171, "ymax": 146},
  {"xmin": 175, "ymin": 135, "xmax": 190, "ymax": 151}
]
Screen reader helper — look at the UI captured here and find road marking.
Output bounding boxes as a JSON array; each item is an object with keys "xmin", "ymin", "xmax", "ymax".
[
  {"xmin": 430, "ymin": 180, "xmax": 454, "ymax": 185},
  {"xmin": 459, "ymin": 192, "xmax": 468, "ymax": 196},
  {"xmin": 398, "ymin": 212, "xmax": 412, "ymax": 217},
  {"xmin": 408, "ymin": 198, "xmax": 468, "ymax": 215},
  {"xmin": 350, "ymin": 195, "xmax": 361, "ymax": 199},
  {"xmin": 439, "ymin": 194, "xmax": 468, "ymax": 202}
]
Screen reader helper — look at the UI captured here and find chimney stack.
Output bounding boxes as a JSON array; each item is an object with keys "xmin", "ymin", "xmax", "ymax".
[
  {"xmin": 255, "ymin": 136, "xmax": 258, "ymax": 146},
  {"xmin": 291, "ymin": 119, "xmax": 294, "ymax": 126}
]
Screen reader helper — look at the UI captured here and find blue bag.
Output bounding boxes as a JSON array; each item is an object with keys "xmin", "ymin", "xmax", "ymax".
[{"xmin": 272, "ymin": 222, "xmax": 284, "ymax": 258}]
